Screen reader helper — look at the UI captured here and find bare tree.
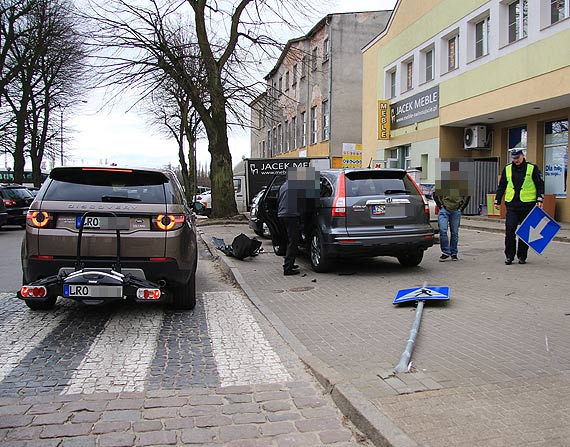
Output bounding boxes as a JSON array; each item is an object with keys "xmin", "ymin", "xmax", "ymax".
[
  {"xmin": 83, "ymin": 0, "xmax": 324, "ymax": 218},
  {"xmin": 0, "ymin": 0, "xmax": 88, "ymax": 184}
]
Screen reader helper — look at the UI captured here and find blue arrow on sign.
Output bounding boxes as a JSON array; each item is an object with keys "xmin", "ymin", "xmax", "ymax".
[
  {"xmin": 393, "ymin": 286, "xmax": 449, "ymax": 304},
  {"xmin": 516, "ymin": 206, "xmax": 560, "ymax": 255}
]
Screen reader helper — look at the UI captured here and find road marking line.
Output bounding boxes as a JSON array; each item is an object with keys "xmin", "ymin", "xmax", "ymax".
[
  {"xmin": 61, "ymin": 307, "xmax": 164, "ymax": 394},
  {"xmin": 203, "ymin": 291, "xmax": 292, "ymax": 387},
  {"xmin": 0, "ymin": 295, "xmax": 68, "ymax": 383}
]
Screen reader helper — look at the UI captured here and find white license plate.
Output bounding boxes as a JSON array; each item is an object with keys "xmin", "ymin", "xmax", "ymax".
[
  {"xmin": 371, "ymin": 205, "xmax": 386, "ymax": 215},
  {"xmin": 76, "ymin": 216, "xmax": 101, "ymax": 228},
  {"xmin": 63, "ymin": 284, "xmax": 123, "ymax": 297}
]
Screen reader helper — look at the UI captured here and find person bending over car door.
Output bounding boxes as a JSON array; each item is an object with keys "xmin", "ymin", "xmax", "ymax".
[{"xmin": 278, "ymin": 167, "xmax": 319, "ymax": 276}]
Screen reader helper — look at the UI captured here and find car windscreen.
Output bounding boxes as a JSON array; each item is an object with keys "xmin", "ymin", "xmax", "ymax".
[
  {"xmin": 43, "ymin": 169, "xmax": 168, "ymax": 204},
  {"xmin": 345, "ymin": 171, "xmax": 419, "ymax": 198}
]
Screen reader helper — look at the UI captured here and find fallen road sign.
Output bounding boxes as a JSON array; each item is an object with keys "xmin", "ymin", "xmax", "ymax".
[
  {"xmin": 516, "ymin": 205, "xmax": 560, "ymax": 255},
  {"xmin": 393, "ymin": 286, "xmax": 449, "ymax": 304}
]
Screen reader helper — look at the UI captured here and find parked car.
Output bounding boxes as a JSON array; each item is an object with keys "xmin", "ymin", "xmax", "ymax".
[
  {"xmin": 257, "ymin": 168, "xmax": 435, "ymax": 272},
  {"xmin": 0, "ymin": 183, "xmax": 35, "ymax": 227},
  {"xmin": 20, "ymin": 166, "xmax": 198, "ymax": 310},
  {"xmin": 0, "ymin": 196, "xmax": 8, "ymax": 228},
  {"xmin": 195, "ymin": 190, "xmax": 211, "ymax": 217},
  {"xmin": 27, "ymin": 186, "xmax": 40, "ymax": 197},
  {"xmin": 248, "ymin": 188, "xmax": 269, "ymax": 237}
]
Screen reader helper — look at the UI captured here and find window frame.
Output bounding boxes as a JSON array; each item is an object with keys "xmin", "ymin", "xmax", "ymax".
[
  {"xmin": 311, "ymin": 47, "xmax": 318, "ymax": 71},
  {"xmin": 310, "ymin": 105, "xmax": 318, "ymax": 144},
  {"xmin": 508, "ymin": 0, "xmax": 528, "ymax": 44},
  {"xmin": 475, "ymin": 15, "xmax": 490, "ymax": 59},
  {"xmin": 300, "ymin": 111, "xmax": 306, "ymax": 146},
  {"xmin": 322, "ymin": 100, "xmax": 330, "ymax": 141}
]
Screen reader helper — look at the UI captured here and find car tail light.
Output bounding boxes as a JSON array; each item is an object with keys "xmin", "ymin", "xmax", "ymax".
[
  {"xmin": 3, "ymin": 199, "xmax": 17, "ymax": 207},
  {"xmin": 20, "ymin": 286, "xmax": 47, "ymax": 298},
  {"xmin": 153, "ymin": 214, "xmax": 185, "ymax": 230},
  {"xmin": 332, "ymin": 173, "xmax": 346, "ymax": 217},
  {"xmin": 137, "ymin": 288, "xmax": 161, "ymax": 300},
  {"xmin": 406, "ymin": 174, "xmax": 430, "ymax": 216},
  {"xmin": 27, "ymin": 210, "xmax": 52, "ymax": 228}
]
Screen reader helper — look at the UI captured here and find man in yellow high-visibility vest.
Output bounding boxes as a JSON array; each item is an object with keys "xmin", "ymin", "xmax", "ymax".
[{"xmin": 494, "ymin": 149, "xmax": 544, "ymax": 265}]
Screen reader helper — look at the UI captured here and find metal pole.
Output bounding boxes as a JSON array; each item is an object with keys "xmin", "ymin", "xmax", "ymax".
[
  {"xmin": 60, "ymin": 108, "xmax": 64, "ymax": 166},
  {"xmin": 394, "ymin": 282, "xmax": 428, "ymax": 374}
]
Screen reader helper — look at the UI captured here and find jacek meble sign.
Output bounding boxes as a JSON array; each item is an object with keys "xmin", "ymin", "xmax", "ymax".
[{"xmin": 390, "ymin": 85, "xmax": 439, "ymax": 130}]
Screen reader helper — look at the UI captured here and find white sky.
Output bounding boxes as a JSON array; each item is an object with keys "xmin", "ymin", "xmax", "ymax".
[{"xmin": 62, "ymin": 0, "xmax": 397, "ymax": 171}]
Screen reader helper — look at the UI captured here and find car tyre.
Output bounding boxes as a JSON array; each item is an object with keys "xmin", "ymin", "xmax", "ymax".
[
  {"xmin": 310, "ymin": 229, "xmax": 331, "ymax": 273},
  {"xmin": 272, "ymin": 237, "xmax": 286, "ymax": 256},
  {"xmin": 25, "ymin": 296, "xmax": 57, "ymax": 310},
  {"xmin": 397, "ymin": 250, "xmax": 424, "ymax": 267}
]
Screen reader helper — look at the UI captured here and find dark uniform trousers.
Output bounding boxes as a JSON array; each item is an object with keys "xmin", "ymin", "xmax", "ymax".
[
  {"xmin": 504, "ymin": 202, "xmax": 535, "ymax": 260},
  {"xmin": 282, "ymin": 216, "xmax": 300, "ymax": 272}
]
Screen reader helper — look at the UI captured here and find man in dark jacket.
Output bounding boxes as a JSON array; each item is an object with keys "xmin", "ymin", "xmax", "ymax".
[
  {"xmin": 494, "ymin": 149, "xmax": 544, "ymax": 265},
  {"xmin": 277, "ymin": 167, "xmax": 319, "ymax": 276}
]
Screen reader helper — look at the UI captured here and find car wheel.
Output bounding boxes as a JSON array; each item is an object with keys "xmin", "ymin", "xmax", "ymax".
[
  {"xmin": 397, "ymin": 250, "xmax": 424, "ymax": 267},
  {"xmin": 25, "ymin": 296, "xmax": 57, "ymax": 310},
  {"xmin": 170, "ymin": 273, "xmax": 196, "ymax": 310},
  {"xmin": 310, "ymin": 229, "xmax": 331, "ymax": 273},
  {"xmin": 272, "ymin": 238, "xmax": 286, "ymax": 256}
]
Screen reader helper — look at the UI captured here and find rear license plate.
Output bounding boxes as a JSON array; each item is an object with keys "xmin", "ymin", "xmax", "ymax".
[
  {"xmin": 76, "ymin": 216, "xmax": 101, "ymax": 229},
  {"xmin": 371, "ymin": 205, "xmax": 386, "ymax": 215},
  {"xmin": 63, "ymin": 284, "xmax": 123, "ymax": 298}
]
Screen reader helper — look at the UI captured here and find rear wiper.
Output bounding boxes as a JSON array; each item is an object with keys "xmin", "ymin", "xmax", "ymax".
[
  {"xmin": 101, "ymin": 195, "xmax": 141, "ymax": 202},
  {"xmin": 383, "ymin": 189, "xmax": 410, "ymax": 194}
]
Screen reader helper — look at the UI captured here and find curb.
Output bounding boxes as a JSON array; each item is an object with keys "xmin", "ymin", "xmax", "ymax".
[{"xmin": 198, "ymin": 227, "xmax": 417, "ymax": 447}]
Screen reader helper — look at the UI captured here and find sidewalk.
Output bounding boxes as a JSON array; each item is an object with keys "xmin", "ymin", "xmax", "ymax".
[{"xmin": 197, "ymin": 216, "xmax": 570, "ymax": 447}]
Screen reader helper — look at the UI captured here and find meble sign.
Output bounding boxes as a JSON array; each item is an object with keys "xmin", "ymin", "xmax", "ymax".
[{"xmin": 390, "ymin": 85, "xmax": 439, "ymax": 130}]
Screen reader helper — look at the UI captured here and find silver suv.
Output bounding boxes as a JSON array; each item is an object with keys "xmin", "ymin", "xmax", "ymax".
[{"xmin": 20, "ymin": 166, "xmax": 198, "ymax": 310}]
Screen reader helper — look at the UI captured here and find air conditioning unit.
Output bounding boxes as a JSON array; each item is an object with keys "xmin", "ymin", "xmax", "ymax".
[{"xmin": 464, "ymin": 125, "xmax": 489, "ymax": 149}]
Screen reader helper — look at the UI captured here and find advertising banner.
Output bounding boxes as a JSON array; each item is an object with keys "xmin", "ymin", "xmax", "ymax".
[
  {"xmin": 378, "ymin": 100, "xmax": 391, "ymax": 140},
  {"xmin": 390, "ymin": 86, "xmax": 439, "ymax": 130}
]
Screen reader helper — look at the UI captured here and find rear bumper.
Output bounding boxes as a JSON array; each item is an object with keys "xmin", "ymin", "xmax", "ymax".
[
  {"xmin": 24, "ymin": 257, "xmax": 193, "ymax": 288},
  {"xmin": 323, "ymin": 230, "xmax": 435, "ymax": 257}
]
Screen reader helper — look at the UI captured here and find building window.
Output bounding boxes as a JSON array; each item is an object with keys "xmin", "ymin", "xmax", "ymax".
[
  {"xmin": 323, "ymin": 38, "xmax": 330, "ymax": 61},
  {"xmin": 475, "ymin": 16, "xmax": 490, "ymax": 58},
  {"xmin": 292, "ymin": 116, "xmax": 297, "ymax": 149},
  {"xmin": 390, "ymin": 70, "xmax": 396, "ymax": 98},
  {"xmin": 301, "ymin": 56, "xmax": 307, "ymax": 78},
  {"xmin": 272, "ymin": 81, "xmax": 277, "ymax": 97},
  {"xmin": 292, "ymin": 64, "xmax": 298, "ymax": 85},
  {"xmin": 312, "ymin": 47, "xmax": 318, "ymax": 71},
  {"xmin": 273, "ymin": 127, "xmax": 278, "ymax": 154},
  {"xmin": 387, "ymin": 146, "xmax": 411, "ymax": 169},
  {"xmin": 300, "ymin": 111, "xmax": 306, "ymax": 146},
  {"xmin": 508, "ymin": 0, "xmax": 528, "ymax": 43},
  {"xmin": 425, "ymin": 49, "xmax": 434, "ymax": 82},
  {"xmin": 551, "ymin": 0, "xmax": 568, "ymax": 24},
  {"xmin": 544, "ymin": 119, "xmax": 568, "ymax": 198},
  {"xmin": 406, "ymin": 60, "xmax": 413, "ymax": 90},
  {"xmin": 267, "ymin": 130, "xmax": 271, "ymax": 156},
  {"xmin": 322, "ymin": 100, "xmax": 329, "ymax": 141},
  {"xmin": 278, "ymin": 124, "xmax": 283, "ymax": 153},
  {"xmin": 447, "ymin": 34, "xmax": 458, "ymax": 71},
  {"xmin": 508, "ymin": 125, "xmax": 527, "ymax": 150},
  {"xmin": 285, "ymin": 120, "xmax": 290, "ymax": 152},
  {"xmin": 310, "ymin": 106, "xmax": 318, "ymax": 144},
  {"xmin": 262, "ymin": 140, "xmax": 266, "ymax": 158},
  {"xmin": 285, "ymin": 72, "xmax": 289, "ymax": 92},
  {"xmin": 278, "ymin": 76, "xmax": 283, "ymax": 95}
]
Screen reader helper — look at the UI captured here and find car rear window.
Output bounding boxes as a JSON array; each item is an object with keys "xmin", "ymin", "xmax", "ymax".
[
  {"xmin": 0, "ymin": 187, "xmax": 34, "ymax": 200},
  {"xmin": 345, "ymin": 171, "xmax": 419, "ymax": 198},
  {"xmin": 43, "ymin": 168, "xmax": 169, "ymax": 204}
]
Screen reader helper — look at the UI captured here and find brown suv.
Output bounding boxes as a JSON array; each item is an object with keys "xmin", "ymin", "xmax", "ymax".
[{"xmin": 20, "ymin": 166, "xmax": 198, "ymax": 310}]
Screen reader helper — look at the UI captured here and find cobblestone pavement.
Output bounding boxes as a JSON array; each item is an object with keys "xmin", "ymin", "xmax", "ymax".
[
  {"xmin": 0, "ymin": 241, "xmax": 369, "ymax": 446},
  {"xmin": 198, "ymin": 222, "xmax": 570, "ymax": 447}
]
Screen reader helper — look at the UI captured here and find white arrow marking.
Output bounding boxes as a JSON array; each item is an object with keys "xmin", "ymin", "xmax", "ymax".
[{"xmin": 528, "ymin": 216, "xmax": 549, "ymax": 243}]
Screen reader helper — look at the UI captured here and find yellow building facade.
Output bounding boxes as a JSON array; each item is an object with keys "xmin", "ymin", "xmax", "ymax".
[{"xmin": 362, "ymin": 0, "xmax": 570, "ymax": 220}]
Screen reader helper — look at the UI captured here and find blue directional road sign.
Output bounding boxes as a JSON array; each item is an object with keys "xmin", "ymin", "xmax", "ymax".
[
  {"xmin": 393, "ymin": 286, "xmax": 449, "ymax": 304},
  {"xmin": 516, "ymin": 205, "xmax": 560, "ymax": 255}
]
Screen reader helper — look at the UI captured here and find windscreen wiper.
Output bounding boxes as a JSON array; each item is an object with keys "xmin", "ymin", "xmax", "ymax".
[
  {"xmin": 101, "ymin": 195, "xmax": 141, "ymax": 202},
  {"xmin": 383, "ymin": 189, "xmax": 410, "ymax": 194}
]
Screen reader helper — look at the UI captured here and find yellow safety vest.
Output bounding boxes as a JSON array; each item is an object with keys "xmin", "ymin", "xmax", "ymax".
[{"xmin": 505, "ymin": 163, "xmax": 536, "ymax": 202}]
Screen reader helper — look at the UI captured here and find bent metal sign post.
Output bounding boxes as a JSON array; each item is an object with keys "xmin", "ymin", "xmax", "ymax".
[{"xmin": 390, "ymin": 85, "xmax": 439, "ymax": 130}]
